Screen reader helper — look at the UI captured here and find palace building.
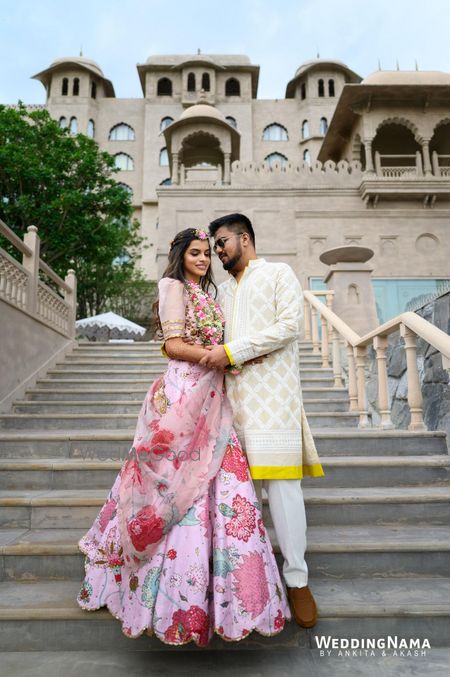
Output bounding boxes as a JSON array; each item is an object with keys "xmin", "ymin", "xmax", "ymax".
[{"xmin": 29, "ymin": 53, "xmax": 450, "ymax": 322}]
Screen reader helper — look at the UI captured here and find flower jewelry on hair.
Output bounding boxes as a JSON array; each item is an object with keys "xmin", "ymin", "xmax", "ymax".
[{"xmin": 194, "ymin": 228, "xmax": 208, "ymax": 240}]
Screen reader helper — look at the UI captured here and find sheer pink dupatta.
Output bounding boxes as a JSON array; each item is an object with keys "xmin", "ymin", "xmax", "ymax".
[{"xmin": 117, "ymin": 278, "xmax": 233, "ymax": 566}]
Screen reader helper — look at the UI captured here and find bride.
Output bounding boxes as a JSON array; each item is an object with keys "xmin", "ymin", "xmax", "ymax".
[{"xmin": 77, "ymin": 227, "xmax": 290, "ymax": 645}]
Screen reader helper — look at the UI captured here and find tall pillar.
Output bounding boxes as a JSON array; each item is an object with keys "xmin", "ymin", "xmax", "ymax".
[
  {"xmin": 363, "ymin": 138, "xmax": 375, "ymax": 173},
  {"xmin": 421, "ymin": 139, "xmax": 433, "ymax": 177},
  {"xmin": 224, "ymin": 152, "xmax": 231, "ymax": 184},
  {"xmin": 172, "ymin": 152, "xmax": 179, "ymax": 184}
]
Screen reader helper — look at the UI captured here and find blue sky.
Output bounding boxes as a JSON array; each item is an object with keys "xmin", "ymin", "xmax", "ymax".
[{"xmin": 1, "ymin": 0, "xmax": 450, "ymax": 104}]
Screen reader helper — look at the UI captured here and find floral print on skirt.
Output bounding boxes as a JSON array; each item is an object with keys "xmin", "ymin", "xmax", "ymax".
[{"xmin": 78, "ymin": 434, "xmax": 291, "ymax": 645}]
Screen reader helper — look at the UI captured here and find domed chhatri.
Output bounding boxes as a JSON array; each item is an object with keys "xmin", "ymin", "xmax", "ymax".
[
  {"xmin": 320, "ymin": 246, "xmax": 374, "ymax": 265},
  {"xmin": 179, "ymin": 104, "xmax": 227, "ymax": 123},
  {"xmin": 361, "ymin": 70, "xmax": 450, "ymax": 86}
]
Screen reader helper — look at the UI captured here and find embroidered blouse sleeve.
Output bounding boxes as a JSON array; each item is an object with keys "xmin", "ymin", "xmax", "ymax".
[{"xmin": 158, "ymin": 278, "xmax": 185, "ymax": 341}]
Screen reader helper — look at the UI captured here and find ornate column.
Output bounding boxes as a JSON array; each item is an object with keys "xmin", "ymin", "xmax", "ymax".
[
  {"xmin": 346, "ymin": 342, "xmax": 358, "ymax": 411},
  {"xmin": 355, "ymin": 346, "xmax": 370, "ymax": 428},
  {"xmin": 223, "ymin": 152, "xmax": 231, "ymax": 184},
  {"xmin": 363, "ymin": 138, "xmax": 375, "ymax": 173},
  {"xmin": 420, "ymin": 138, "xmax": 433, "ymax": 176},
  {"xmin": 171, "ymin": 152, "xmax": 179, "ymax": 184}
]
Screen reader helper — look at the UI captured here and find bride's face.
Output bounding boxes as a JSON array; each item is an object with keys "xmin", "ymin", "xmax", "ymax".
[{"xmin": 183, "ymin": 239, "xmax": 211, "ymax": 282}]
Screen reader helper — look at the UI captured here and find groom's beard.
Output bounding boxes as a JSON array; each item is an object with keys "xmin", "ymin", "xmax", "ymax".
[{"xmin": 222, "ymin": 243, "xmax": 243, "ymax": 271}]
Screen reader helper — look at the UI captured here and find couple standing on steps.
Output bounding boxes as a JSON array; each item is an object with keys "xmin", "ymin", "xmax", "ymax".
[{"xmin": 77, "ymin": 213, "xmax": 324, "ymax": 645}]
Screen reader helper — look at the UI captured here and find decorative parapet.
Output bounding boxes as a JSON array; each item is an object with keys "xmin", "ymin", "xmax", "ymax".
[
  {"xmin": 230, "ymin": 159, "xmax": 363, "ymax": 187},
  {"xmin": 0, "ymin": 220, "xmax": 76, "ymax": 338}
]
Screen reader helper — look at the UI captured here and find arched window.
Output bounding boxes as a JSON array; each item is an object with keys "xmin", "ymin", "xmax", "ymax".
[
  {"xmin": 264, "ymin": 152, "xmax": 288, "ymax": 168},
  {"xmin": 58, "ymin": 116, "xmax": 67, "ymax": 129},
  {"xmin": 109, "ymin": 123, "xmax": 135, "ymax": 141},
  {"xmin": 320, "ymin": 117, "xmax": 328, "ymax": 135},
  {"xmin": 318, "ymin": 79, "xmax": 325, "ymax": 97},
  {"xmin": 73, "ymin": 78, "xmax": 80, "ymax": 96},
  {"xmin": 202, "ymin": 72, "xmax": 210, "ymax": 91},
  {"xmin": 187, "ymin": 72, "xmax": 196, "ymax": 92},
  {"xmin": 69, "ymin": 117, "xmax": 78, "ymax": 134},
  {"xmin": 62, "ymin": 78, "xmax": 69, "ymax": 96},
  {"xmin": 263, "ymin": 123, "xmax": 288, "ymax": 141},
  {"xmin": 160, "ymin": 178, "xmax": 172, "ymax": 186},
  {"xmin": 91, "ymin": 82, "xmax": 97, "ymax": 99},
  {"xmin": 117, "ymin": 182, "xmax": 133, "ymax": 195},
  {"xmin": 301, "ymin": 82, "xmax": 306, "ymax": 100},
  {"xmin": 303, "ymin": 149, "xmax": 311, "ymax": 164},
  {"xmin": 226, "ymin": 116, "xmax": 237, "ymax": 129},
  {"xmin": 160, "ymin": 116, "xmax": 174, "ymax": 131},
  {"xmin": 157, "ymin": 77, "xmax": 172, "ymax": 96},
  {"xmin": 225, "ymin": 78, "xmax": 240, "ymax": 96},
  {"xmin": 87, "ymin": 119, "xmax": 95, "ymax": 139},
  {"xmin": 159, "ymin": 148, "xmax": 169, "ymax": 166},
  {"xmin": 302, "ymin": 120, "xmax": 310, "ymax": 139},
  {"xmin": 114, "ymin": 153, "xmax": 134, "ymax": 171},
  {"xmin": 328, "ymin": 79, "xmax": 335, "ymax": 97}
]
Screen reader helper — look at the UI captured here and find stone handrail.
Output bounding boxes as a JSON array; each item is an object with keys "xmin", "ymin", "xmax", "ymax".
[
  {"xmin": 0, "ymin": 221, "xmax": 76, "ymax": 338},
  {"xmin": 303, "ymin": 290, "xmax": 450, "ymax": 431}
]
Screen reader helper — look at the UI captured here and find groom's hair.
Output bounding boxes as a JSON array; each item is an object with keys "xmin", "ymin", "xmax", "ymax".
[{"xmin": 208, "ymin": 213, "xmax": 255, "ymax": 246}]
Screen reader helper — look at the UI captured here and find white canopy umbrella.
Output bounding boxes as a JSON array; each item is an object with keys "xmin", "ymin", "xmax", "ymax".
[{"xmin": 76, "ymin": 311, "xmax": 146, "ymax": 341}]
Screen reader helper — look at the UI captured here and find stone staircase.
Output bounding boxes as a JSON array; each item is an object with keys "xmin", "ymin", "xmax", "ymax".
[{"xmin": 1, "ymin": 340, "xmax": 450, "ymax": 657}]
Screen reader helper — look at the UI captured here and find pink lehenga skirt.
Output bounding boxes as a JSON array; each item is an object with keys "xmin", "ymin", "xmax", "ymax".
[{"xmin": 77, "ymin": 360, "xmax": 291, "ymax": 645}]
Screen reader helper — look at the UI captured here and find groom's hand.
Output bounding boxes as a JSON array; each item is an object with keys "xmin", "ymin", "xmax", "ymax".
[{"xmin": 199, "ymin": 345, "xmax": 230, "ymax": 369}]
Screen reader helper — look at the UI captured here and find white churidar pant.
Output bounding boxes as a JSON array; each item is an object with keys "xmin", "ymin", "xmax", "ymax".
[{"xmin": 255, "ymin": 479, "xmax": 308, "ymax": 588}]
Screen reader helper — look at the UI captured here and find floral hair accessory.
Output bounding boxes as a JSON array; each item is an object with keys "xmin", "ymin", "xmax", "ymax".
[{"xmin": 194, "ymin": 228, "xmax": 208, "ymax": 240}]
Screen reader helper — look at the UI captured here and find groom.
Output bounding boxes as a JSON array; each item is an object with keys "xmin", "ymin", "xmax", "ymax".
[{"xmin": 200, "ymin": 213, "xmax": 324, "ymax": 629}]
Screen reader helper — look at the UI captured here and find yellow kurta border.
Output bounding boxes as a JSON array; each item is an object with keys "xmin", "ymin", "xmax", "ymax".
[
  {"xmin": 223, "ymin": 344, "xmax": 235, "ymax": 365},
  {"xmin": 250, "ymin": 463, "xmax": 325, "ymax": 480}
]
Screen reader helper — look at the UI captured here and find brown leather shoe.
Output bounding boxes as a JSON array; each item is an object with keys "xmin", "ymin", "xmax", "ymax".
[{"xmin": 287, "ymin": 586, "xmax": 318, "ymax": 628}]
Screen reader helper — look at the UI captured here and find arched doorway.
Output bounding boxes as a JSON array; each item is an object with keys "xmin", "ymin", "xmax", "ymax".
[
  {"xmin": 372, "ymin": 122, "xmax": 421, "ymax": 177},
  {"xmin": 430, "ymin": 121, "xmax": 450, "ymax": 176}
]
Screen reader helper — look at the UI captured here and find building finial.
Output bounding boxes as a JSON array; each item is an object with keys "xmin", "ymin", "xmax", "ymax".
[
  {"xmin": 378, "ymin": 58, "xmax": 382, "ymax": 71},
  {"xmin": 80, "ymin": 45, "xmax": 83, "ymax": 57},
  {"xmin": 396, "ymin": 58, "xmax": 400, "ymax": 70},
  {"xmin": 415, "ymin": 59, "xmax": 419, "ymax": 71},
  {"xmin": 197, "ymin": 48, "xmax": 201, "ymax": 55},
  {"xmin": 316, "ymin": 50, "xmax": 320, "ymax": 59}
]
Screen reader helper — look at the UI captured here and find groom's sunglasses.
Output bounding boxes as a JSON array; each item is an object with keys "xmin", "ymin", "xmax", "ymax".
[{"xmin": 212, "ymin": 233, "xmax": 244, "ymax": 253}]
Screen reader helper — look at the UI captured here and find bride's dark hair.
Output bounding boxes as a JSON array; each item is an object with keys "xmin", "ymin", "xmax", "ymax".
[{"xmin": 152, "ymin": 228, "xmax": 217, "ymax": 334}]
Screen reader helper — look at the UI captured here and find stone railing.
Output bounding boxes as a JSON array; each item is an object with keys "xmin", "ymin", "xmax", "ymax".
[
  {"xmin": 374, "ymin": 152, "xmax": 422, "ymax": 178},
  {"xmin": 0, "ymin": 219, "xmax": 77, "ymax": 338},
  {"xmin": 431, "ymin": 152, "xmax": 450, "ymax": 177},
  {"xmin": 303, "ymin": 290, "xmax": 450, "ymax": 431}
]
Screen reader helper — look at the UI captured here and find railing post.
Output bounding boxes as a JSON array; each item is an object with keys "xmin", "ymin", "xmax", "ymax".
[
  {"xmin": 303, "ymin": 299, "xmax": 312, "ymax": 341},
  {"xmin": 332, "ymin": 331, "xmax": 343, "ymax": 388},
  {"xmin": 355, "ymin": 346, "xmax": 370, "ymax": 428},
  {"xmin": 373, "ymin": 336, "xmax": 394, "ymax": 428},
  {"xmin": 311, "ymin": 307, "xmax": 320, "ymax": 354},
  {"xmin": 22, "ymin": 225, "xmax": 40, "ymax": 315},
  {"xmin": 346, "ymin": 342, "xmax": 358, "ymax": 411},
  {"xmin": 64, "ymin": 269, "xmax": 77, "ymax": 338},
  {"xmin": 400, "ymin": 324, "xmax": 426, "ymax": 431},
  {"xmin": 320, "ymin": 316, "xmax": 329, "ymax": 368}
]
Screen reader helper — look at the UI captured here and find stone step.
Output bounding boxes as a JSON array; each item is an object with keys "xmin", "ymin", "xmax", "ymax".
[
  {"xmin": 1, "ymin": 577, "xmax": 449, "ymax": 651},
  {"xmin": 2, "ymin": 525, "xmax": 450, "ymax": 581},
  {"xmin": 1, "ymin": 485, "xmax": 449, "ymax": 530},
  {"xmin": 13, "ymin": 397, "xmax": 351, "ymax": 415},
  {"xmin": 0, "ymin": 411, "xmax": 360, "ymax": 431},
  {"xmin": 2, "ymin": 455, "xmax": 448, "ymax": 491},
  {"xmin": 0, "ymin": 429, "xmax": 446, "ymax": 460}
]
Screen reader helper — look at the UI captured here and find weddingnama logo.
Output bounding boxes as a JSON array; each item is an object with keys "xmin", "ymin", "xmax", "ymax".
[{"xmin": 314, "ymin": 635, "xmax": 431, "ymax": 658}]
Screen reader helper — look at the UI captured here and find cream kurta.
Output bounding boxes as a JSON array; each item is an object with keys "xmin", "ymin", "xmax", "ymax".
[{"xmin": 218, "ymin": 259, "xmax": 324, "ymax": 480}]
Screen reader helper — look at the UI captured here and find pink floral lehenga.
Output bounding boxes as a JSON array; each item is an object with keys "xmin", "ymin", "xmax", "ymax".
[{"xmin": 77, "ymin": 278, "xmax": 291, "ymax": 645}]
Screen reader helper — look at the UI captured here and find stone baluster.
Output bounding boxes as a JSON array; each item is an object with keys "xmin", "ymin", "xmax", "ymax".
[
  {"xmin": 320, "ymin": 315, "xmax": 329, "ymax": 368},
  {"xmin": 355, "ymin": 346, "xmax": 370, "ymax": 427},
  {"xmin": 22, "ymin": 225, "xmax": 40, "ymax": 315},
  {"xmin": 373, "ymin": 336, "xmax": 393, "ymax": 428},
  {"xmin": 303, "ymin": 299, "xmax": 312, "ymax": 341},
  {"xmin": 400, "ymin": 325, "xmax": 426, "ymax": 431},
  {"xmin": 311, "ymin": 307, "xmax": 320, "ymax": 354},
  {"xmin": 346, "ymin": 342, "xmax": 359, "ymax": 411},
  {"xmin": 64, "ymin": 269, "xmax": 77, "ymax": 338},
  {"xmin": 332, "ymin": 331, "xmax": 343, "ymax": 388}
]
